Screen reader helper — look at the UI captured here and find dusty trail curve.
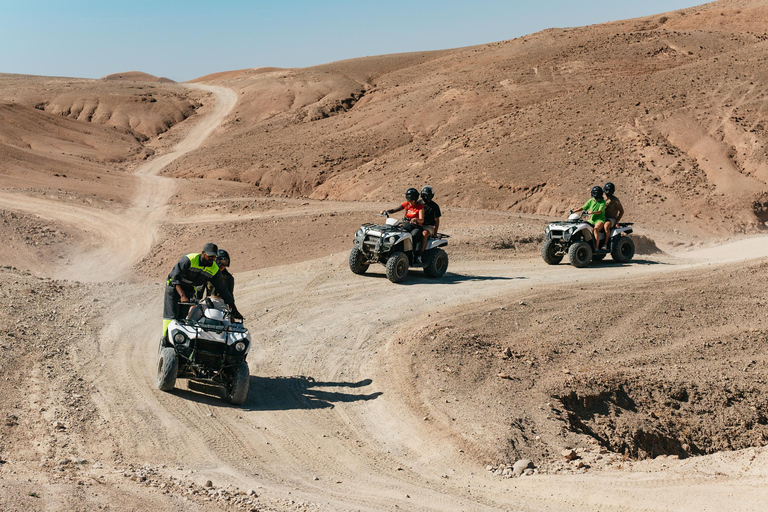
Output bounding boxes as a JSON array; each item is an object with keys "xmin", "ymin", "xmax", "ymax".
[
  {"xmin": 89, "ymin": 233, "xmax": 768, "ymax": 511},
  {"xmin": 0, "ymin": 84, "xmax": 237, "ymax": 282}
]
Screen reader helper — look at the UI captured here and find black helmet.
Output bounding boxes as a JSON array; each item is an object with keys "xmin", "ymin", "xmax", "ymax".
[
  {"xmin": 420, "ymin": 185, "xmax": 434, "ymax": 201},
  {"xmin": 604, "ymin": 182, "xmax": 615, "ymax": 196},
  {"xmin": 405, "ymin": 188, "xmax": 419, "ymax": 201},
  {"xmin": 216, "ymin": 249, "xmax": 230, "ymax": 266},
  {"xmin": 591, "ymin": 186, "xmax": 603, "ymax": 199}
]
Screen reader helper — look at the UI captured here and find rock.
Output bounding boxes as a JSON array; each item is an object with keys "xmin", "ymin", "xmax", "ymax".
[
  {"xmin": 204, "ymin": 480, "xmax": 213, "ymax": 488},
  {"xmin": 74, "ymin": 458, "xmax": 87, "ymax": 464},
  {"xmin": 57, "ymin": 458, "xmax": 71, "ymax": 466},
  {"xmin": 512, "ymin": 459, "xmax": 533, "ymax": 476},
  {"xmin": 524, "ymin": 468, "xmax": 535, "ymax": 476},
  {"xmin": 561, "ymin": 449, "xmax": 578, "ymax": 461}
]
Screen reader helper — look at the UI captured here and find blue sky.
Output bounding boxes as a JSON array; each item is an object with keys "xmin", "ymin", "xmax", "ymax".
[{"xmin": 0, "ymin": 0, "xmax": 703, "ymax": 82}]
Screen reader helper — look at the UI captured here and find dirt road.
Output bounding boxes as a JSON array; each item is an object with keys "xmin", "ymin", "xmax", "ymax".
[
  {"xmin": 6, "ymin": 85, "xmax": 768, "ymax": 511},
  {"xmin": 91, "ymin": 234, "xmax": 768, "ymax": 511}
]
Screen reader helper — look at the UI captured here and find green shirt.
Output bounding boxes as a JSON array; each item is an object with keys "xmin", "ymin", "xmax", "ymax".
[{"xmin": 582, "ymin": 198, "xmax": 606, "ymax": 224}]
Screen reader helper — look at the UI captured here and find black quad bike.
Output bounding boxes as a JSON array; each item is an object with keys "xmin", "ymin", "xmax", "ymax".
[
  {"xmin": 349, "ymin": 213, "xmax": 449, "ymax": 283},
  {"xmin": 157, "ymin": 299, "xmax": 251, "ymax": 405}
]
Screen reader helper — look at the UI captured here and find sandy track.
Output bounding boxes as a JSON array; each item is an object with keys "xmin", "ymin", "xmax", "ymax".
[{"xmin": 86, "ymin": 236, "xmax": 768, "ymax": 511}]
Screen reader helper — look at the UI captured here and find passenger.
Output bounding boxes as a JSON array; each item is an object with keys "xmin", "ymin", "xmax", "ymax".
[
  {"xmin": 603, "ymin": 182, "xmax": 624, "ymax": 248},
  {"xmin": 572, "ymin": 186, "xmax": 607, "ymax": 249},
  {"xmin": 205, "ymin": 249, "xmax": 234, "ymax": 299},
  {"xmin": 418, "ymin": 186, "xmax": 441, "ymax": 264},
  {"xmin": 163, "ymin": 243, "xmax": 242, "ymax": 339},
  {"xmin": 381, "ymin": 187, "xmax": 424, "ymax": 259}
]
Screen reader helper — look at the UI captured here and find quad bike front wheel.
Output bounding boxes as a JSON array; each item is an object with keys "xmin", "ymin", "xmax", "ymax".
[
  {"xmin": 349, "ymin": 247, "xmax": 369, "ymax": 275},
  {"xmin": 156, "ymin": 347, "xmax": 178, "ymax": 391},
  {"xmin": 611, "ymin": 236, "xmax": 635, "ymax": 263},
  {"xmin": 568, "ymin": 241, "xmax": 593, "ymax": 268},
  {"xmin": 541, "ymin": 239, "xmax": 564, "ymax": 265},
  {"xmin": 225, "ymin": 362, "xmax": 250, "ymax": 405},
  {"xmin": 423, "ymin": 248, "xmax": 448, "ymax": 277},
  {"xmin": 385, "ymin": 251, "xmax": 410, "ymax": 283}
]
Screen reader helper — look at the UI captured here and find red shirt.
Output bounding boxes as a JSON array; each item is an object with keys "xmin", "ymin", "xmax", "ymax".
[{"xmin": 401, "ymin": 201, "xmax": 424, "ymax": 220}]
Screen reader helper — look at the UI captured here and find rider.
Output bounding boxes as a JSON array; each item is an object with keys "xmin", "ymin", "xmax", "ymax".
[
  {"xmin": 572, "ymin": 186, "xmax": 607, "ymax": 250},
  {"xmin": 381, "ymin": 188, "xmax": 424, "ymax": 261},
  {"xmin": 418, "ymin": 186, "xmax": 441, "ymax": 264},
  {"xmin": 163, "ymin": 243, "xmax": 242, "ymax": 339},
  {"xmin": 603, "ymin": 182, "xmax": 624, "ymax": 248},
  {"xmin": 205, "ymin": 248, "xmax": 234, "ymax": 299}
]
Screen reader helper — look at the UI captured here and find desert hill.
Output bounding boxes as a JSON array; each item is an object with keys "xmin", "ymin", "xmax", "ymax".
[
  {"xmin": 157, "ymin": 0, "xmax": 768, "ymax": 238},
  {"xmin": 0, "ymin": 74, "xmax": 198, "ymax": 141},
  {"xmin": 101, "ymin": 71, "xmax": 175, "ymax": 83}
]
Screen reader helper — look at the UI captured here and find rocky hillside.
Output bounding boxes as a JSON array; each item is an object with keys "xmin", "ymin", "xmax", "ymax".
[{"xmin": 166, "ymin": 0, "xmax": 768, "ymax": 237}]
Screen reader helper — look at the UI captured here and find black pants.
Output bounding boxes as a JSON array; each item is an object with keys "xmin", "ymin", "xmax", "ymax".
[
  {"xmin": 163, "ymin": 284, "xmax": 194, "ymax": 321},
  {"xmin": 402, "ymin": 223, "xmax": 422, "ymax": 249}
]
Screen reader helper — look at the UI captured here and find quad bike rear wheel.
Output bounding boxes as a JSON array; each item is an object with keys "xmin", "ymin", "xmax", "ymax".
[
  {"xmin": 423, "ymin": 248, "xmax": 448, "ymax": 277},
  {"xmin": 541, "ymin": 239, "xmax": 564, "ymax": 265},
  {"xmin": 225, "ymin": 362, "xmax": 250, "ymax": 405},
  {"xmin": 349, "ymin": 247, "xmax": 369, "ymax": 275},
  {"xmin": 568, "ymin": 241, "xmax": 593, "ymax": 268},
  {"xmin": 385, "ymin": 251, "xmax": 410, "ymax": 283},
  {"xmin": 156, "ymin": 347, "xmax": 178, "ymax": 391},
  {"xmin": 611, "ymin": 236, "xmax": 635, "ymax": 263}
]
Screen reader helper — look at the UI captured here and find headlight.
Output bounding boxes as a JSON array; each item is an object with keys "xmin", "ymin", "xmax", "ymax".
[
  {"xmin": 173, "ymin": 332, "xmax": 186, "ymax": 345},
  {"xmin": 235, "ymin": 342, "xmax": 246, "ymax": 352},
  {"xmin": 355, "ymin": 228, "xmax": 364, "ymax": 237}
]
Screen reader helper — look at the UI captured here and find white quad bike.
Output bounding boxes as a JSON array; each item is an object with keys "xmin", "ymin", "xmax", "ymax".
[
  {"xmin": 541, "ymin": 211, "xmax": 635, "ymax": 268},
  {"xmin": 157, "ymin": 298, "xmax": 252, "ymax": 405},
  {"xmin": 350, "ymin": 213, "xmax": 449, "ymax": 283}
]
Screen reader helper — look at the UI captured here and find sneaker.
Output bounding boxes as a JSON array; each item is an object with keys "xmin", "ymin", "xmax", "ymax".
[{"xmin": 415, "ymin": 256, "xmax": 422, "ymax": 264}]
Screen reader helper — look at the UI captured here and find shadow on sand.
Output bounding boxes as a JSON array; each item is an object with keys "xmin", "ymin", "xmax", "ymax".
[
  {"xmin": 578, "ymin": 258, "xmax": 665, "ymax": 268},
  {"xmin": 361, "ymin": 271, "xmax": 521, "ymax": 285},
  {"xmin": 173, "ymin": 376, "xmax": 381, "ymax": 411},
  {"xmin": 244, "ymin": 376, "xmax": 381, "ymax": 411}
]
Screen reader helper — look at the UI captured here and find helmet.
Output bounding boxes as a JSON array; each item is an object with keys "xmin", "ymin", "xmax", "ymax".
[
  {"xmin": 216, "ymin": 249, "xmax": 230, "ymax": 267},
  {"xmin": 420, "ymin": 185, "xmax": 434, "ymax": 201},
  {"xmin": 405, "ymin": 188, "xmax": 419, "ymax": 201},
  {"xmin": 604, "ymin": 182, "xmax": 615, "ymax": 196},
  {"xmin": 591, "ymin": 186, "xmax": 603, "ymax": 199}
]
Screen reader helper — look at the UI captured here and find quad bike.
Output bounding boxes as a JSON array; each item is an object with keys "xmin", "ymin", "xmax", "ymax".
[
  {"xmin": 541, "ymin": 211, "xmax": 635, "ymax": 268},
  {"xmin": 350, "ymin": 213, "xmax": 449, "ymax": 283},
  {"xmin": 156, "ymin": 298, "xmax": 251, "ymax": 405}
]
